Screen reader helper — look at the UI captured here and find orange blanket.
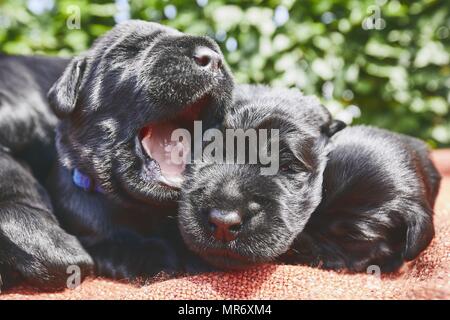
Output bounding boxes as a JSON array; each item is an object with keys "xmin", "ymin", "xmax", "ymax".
[{"xmin": 2, "ymin": 150, "xmax": 449, "ymax": 300}]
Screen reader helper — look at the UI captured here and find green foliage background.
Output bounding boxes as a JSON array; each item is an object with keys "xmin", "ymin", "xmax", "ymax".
[{"xmin": 0, "ymin": 0, "xmax": 449, "ymax": 147}]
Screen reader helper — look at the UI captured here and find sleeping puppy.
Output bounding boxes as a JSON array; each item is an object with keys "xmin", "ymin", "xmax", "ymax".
[
  {"xmin": 0, "ymin": 20, "xmax": 233, "ymax": 289},
  {"xmin": 178, "ymin": 87, "xmax": 440, "ymax": 272},
  {"xmin": 284, "ymin": 126, "xmax": 440, "ymax": 272},
  {"xmin": 178, "ymin": 84, "xmax": 336, "ymax": 269}
]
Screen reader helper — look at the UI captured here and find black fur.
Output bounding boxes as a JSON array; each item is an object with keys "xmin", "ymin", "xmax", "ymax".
[
  {"xmin": 178, "ymin": 86, "xmax": 440, "ymax": 272},
  {"xmin": 284, "ymin": 126, "xmax": 440, "ymax": 272},
  {"xmin": 0, "ymin": 21, "xmax": 233, "ymax": 289},
  {"xmin": 179, "ymin": 84, "xmax": 334, "ymax": 269},
  {"xmin": 0, "ymin": 54, "xmax": 92, "ymax": 290}
]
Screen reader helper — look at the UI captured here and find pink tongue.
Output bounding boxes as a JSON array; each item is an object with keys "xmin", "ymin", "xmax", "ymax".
[{"xmin": 141, "ymin": 123, "xmax": 190, "ymax": 183}]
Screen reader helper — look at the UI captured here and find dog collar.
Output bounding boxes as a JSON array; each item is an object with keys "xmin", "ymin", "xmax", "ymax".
[{"xmin": 72, "ymin": 168, "xmax": 104, "ymax": 193}]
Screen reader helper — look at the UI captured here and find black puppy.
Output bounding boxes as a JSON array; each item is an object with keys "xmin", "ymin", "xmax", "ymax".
[
  {"xmin": 179, "ymin": 84, "xmax": 337, "ymax": 269},
  {"xmin": 0, "ymin": 21, "xmax": 233, "ymax": 289},
  {"xmin": 178, "ymin": 86, "xmax": 440, "ymax": 272},
  {"xmin": 285, "ymin": 126, "xmax": 440, "ymax": 272}
]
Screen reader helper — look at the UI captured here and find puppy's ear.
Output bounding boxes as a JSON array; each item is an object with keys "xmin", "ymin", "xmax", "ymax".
[
  {"xmin": 48, "ymin": 56, "xmax": 86, "ymax": 118},
  {"xmin": 404, "ymin": 206, "xmax": 435, "ymax": 261},
  {"xmin": 322, "ymin": 119, "xmax": 346, "ymax": 137}
]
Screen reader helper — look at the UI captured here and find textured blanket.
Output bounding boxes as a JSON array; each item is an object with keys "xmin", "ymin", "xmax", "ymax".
[{"xmin": 1, "ymin": 150, "xmax": 449, "ymax": 300}]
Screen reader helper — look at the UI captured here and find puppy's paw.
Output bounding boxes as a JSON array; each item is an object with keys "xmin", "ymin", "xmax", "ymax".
[
  {"xmin": 34, "ymin": 232, "xmax": 94, "ymax": 290},
  {"xmin": 88, "ymin": 238, "xmax": 180, "ymax": 281},
  {"xmin": 17, "ymin": 231, "xmax": 93, "ymax": 291},
  {"xmin": 0, "ymin": 203, "xmax": 94, "ymax": 291},
  {"xmin": 1, "ymin": 228, "xmax": 94, "ymax": 291}
]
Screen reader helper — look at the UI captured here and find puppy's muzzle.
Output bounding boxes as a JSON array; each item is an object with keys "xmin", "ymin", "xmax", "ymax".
[{"xmin": 208, "ymin": 209, "xmax": 243, "ymax": 242}]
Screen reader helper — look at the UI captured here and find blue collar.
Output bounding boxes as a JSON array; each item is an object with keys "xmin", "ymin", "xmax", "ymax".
[{"xmin": 72, "ymin": 168, "xmax": 104, "ymax": 193}]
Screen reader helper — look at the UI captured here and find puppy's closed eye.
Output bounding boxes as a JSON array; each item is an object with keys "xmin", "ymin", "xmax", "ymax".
[
  {"xmin": 279, "ymin": 162, "xmax": 296, "ymax": 173},
  {"xmin": 279, "ymin": 161, "xmax": 307, "ymax": 175}
]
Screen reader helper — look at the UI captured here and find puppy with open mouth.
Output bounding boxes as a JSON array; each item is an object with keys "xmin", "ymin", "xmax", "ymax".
[
  {"xmin": 47, "ymin": 21, "xmax": 235, "ymax": 280},
  {"xmin": 48, "ymin": 21, "xmax": 233, "ymax": 202},
  {"xmin": 178, "ymin": 85, "xmax": 440, "ymax": 272},
  {"xmin": 0, "ymin": 20, "xmax": 233, "ymax": 288}
]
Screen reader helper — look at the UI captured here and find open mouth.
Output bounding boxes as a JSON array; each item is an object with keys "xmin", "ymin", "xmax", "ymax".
[{"xmin": 139, "ymin": 96, "xmax": 210, "ymax": 188}]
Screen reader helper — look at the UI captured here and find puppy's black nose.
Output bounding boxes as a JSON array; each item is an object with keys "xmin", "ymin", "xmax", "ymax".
[
  {"xmin": 208, "ymin": 209, "xmax": 242, "ymax": 242},
  {"xmin": 193, "ymin": 47, "xmax": 222, "ymax": 71}
]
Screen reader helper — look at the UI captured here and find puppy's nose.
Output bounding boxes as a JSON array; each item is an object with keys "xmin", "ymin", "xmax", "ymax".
[
  {"xmin": 208, "ymin": 209, "xmax": 242, "ymax": 242},
  {"xmin": 193, "ymin": 47, "xmax": 222, "ymax": 71}
]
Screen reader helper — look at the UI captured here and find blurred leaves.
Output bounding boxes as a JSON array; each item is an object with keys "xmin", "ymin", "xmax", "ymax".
[{"xmin": 0, "ymin": 0, "xmax": 449, "ymax": 146}]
